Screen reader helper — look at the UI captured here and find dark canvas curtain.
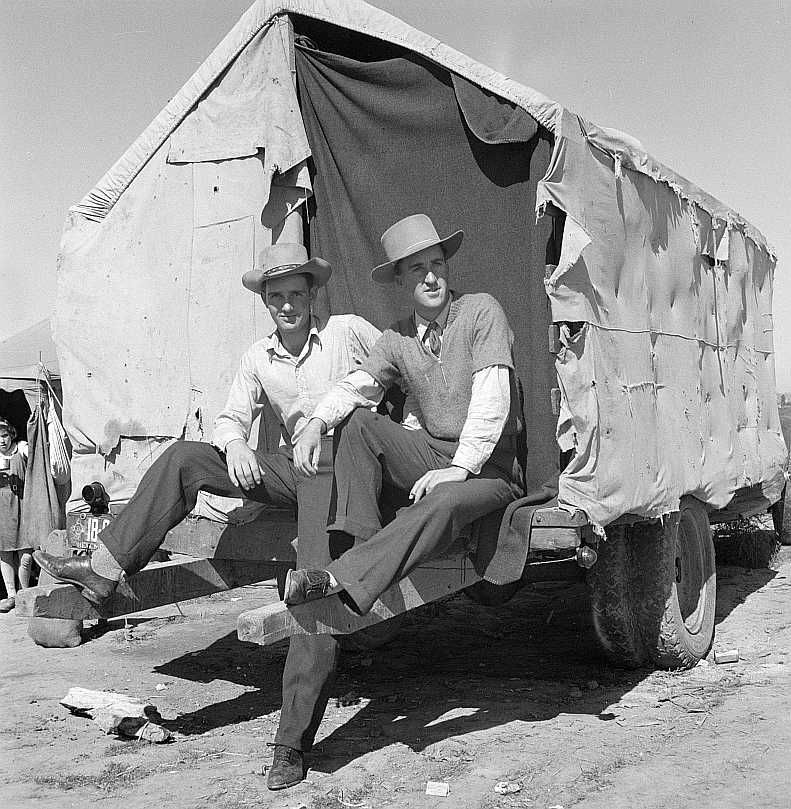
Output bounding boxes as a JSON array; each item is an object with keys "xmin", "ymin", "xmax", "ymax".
[{"xmin": 295, "ymin": 46, "xmax": 558, "ymax": 490}]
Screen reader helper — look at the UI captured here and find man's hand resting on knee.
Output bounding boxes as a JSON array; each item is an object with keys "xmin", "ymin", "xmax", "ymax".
[
  {"xmin": 293, "ymin": 418, "xmax": 325, "ymax": 477},
  {"xmin": 226, "ymin": 439, "xmax": 266, "ymax": 490},
  {"xmin": 410, "ymin": 465, "xmax": 469, "ymax": 502}
]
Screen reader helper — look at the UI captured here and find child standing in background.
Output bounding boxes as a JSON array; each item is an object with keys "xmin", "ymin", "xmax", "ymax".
[{"xmin": 0, "ymin": 417, "xmax": 31, "ymax": 612}]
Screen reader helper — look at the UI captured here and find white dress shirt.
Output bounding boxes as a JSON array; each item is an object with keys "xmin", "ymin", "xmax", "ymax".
[{"xmin": 212, "ymin": 315, "xmax": 381, "ymax": 452}]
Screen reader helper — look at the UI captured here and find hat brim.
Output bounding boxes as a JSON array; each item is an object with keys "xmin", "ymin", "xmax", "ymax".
[
  {"xmin": 371, "ymin": 230, "xmax": 463, "ymax": 285},
  {"xmin": 242, "ymin": 257, "xmax": 332, "ymax": 293}
]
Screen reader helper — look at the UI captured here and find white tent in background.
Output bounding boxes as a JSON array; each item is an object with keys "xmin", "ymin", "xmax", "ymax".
[{"xmin": 0, "ymin": 319, "xmax": 62, "ymax": 439}]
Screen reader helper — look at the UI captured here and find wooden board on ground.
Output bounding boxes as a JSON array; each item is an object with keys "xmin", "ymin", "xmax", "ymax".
[
  {"xmin": 237, "ymin": 552, "xmax": 481, "ymax": 646},
  {"xmin": 17, "ymin": 557, "xmax": 288, "ymax": 620}
]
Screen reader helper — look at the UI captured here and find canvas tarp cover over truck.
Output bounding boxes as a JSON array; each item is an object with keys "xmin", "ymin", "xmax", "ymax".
[
  {"xmin": 55, "ymin": 0, "xmax": 786, "ymax": 530},
  {"xmin": 538, "ymin": 110, "xmax": 786, "ymax": 527}
]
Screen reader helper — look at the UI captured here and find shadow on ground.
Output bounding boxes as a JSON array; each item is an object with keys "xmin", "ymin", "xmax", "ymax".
[{"xmin": 146, "ymin": 550, "xmax": 777, "ymax": 771}]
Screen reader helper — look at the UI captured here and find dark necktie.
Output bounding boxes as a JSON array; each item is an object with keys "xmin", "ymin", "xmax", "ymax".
[{"xmin": 424, "ymin": 321, "xmax": 441, "ymax": 357}]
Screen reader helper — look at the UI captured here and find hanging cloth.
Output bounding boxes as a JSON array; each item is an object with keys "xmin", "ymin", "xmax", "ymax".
[{"xmin": 19, "ymin": 406, "xmax": 64, "ymax": 550}]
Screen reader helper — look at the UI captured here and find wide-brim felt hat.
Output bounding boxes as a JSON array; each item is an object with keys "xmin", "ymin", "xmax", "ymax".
[
  {"xmin": 242, "ymin": 243, "xmax": 332, "ymax": 293},
  {"xmin": 371, "ymin": 214, "xmax": 463, "ymax": 285}
]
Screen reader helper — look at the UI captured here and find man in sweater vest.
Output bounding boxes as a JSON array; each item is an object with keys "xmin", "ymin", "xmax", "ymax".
[{"xmin": 287, "ymin": 214, "xmax": 525, "ymax": 613}]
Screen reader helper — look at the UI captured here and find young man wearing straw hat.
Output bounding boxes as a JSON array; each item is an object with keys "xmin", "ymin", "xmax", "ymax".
[
  {"xmin": 35, "ymin": 243, "xmax": 381, "ymax": 790},
  {"xmin": 289, "ymin": 214, "xmax": 524, "ymax": 613}
]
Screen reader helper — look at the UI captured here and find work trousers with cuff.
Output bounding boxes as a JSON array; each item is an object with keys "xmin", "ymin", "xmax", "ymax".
[
  {"xmin": 326, "ymin": 409, "xmax": 524, "ymax": 615},
  {"xmin": 99, "ymin": 439, "xmax": 339, "ymax": 753}
]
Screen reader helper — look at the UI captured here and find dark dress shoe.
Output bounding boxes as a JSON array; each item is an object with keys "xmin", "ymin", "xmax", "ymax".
[
  {"xmin": 283, "ymin": 569, "xmax": 332, "ymax": 605},
  {"xmin": 33, "ymin": 551, "xmax": 118, "ymax": 607},
  {"xmin": 267, "ymin": 744, "xmax": 304, "ymax": 790}
]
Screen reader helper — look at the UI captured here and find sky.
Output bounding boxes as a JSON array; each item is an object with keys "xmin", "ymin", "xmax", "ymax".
[{"xmin": 1, "ymin": 0, "xmax": 789, "ymax": 390}]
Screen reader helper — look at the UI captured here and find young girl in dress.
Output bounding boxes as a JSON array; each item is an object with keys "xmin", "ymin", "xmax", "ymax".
[{"xmin": 0, "ymin": 417, "xmax": 31, "ymax": 612}]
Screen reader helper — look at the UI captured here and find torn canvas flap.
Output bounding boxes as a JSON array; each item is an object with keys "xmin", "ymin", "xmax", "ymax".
[
  {"xmin": 451, "ymin": 73, "xmax": 539, "ymax": 144},
  {"xmin": 167, "ymin": 17, "xmax": 310, "ymax": 179},
  {"xmin": 544, "ymin": 216, "xmax": 591, "ymax": 290},
  {"xmin": 262, "ymin": 162, "xmax": 312, "ymax": 236}
]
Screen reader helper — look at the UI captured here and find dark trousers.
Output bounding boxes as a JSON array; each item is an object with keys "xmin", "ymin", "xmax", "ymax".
[
  {"xmin": 99, "ymin": 439, "xmax": 339, "ymax": 752},
  {"xmin": 327, "ymin": 409, "xmax": 523, "ymax": 614}
]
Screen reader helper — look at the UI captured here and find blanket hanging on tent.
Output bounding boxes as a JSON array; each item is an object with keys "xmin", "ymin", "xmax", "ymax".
[
  {"xmin": 295, "ymin": 44, "xmax": 558, "ymax": 495},
  {"xmin": 295, "ymin": 43, "xmax": 563, "ymax": 584},
  {"xmin": 20, "ymin": 406, "xmax": 64, "ymax": 550}
]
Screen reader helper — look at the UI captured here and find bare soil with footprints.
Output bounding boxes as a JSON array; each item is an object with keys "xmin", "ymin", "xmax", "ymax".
[{"xmin": 3, "ymin": 541, "xmax": 790, "ymax": 809}]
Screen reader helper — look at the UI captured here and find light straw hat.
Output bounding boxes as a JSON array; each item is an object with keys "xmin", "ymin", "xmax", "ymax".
[
  {"xmin": 371, "ymin": 214, "xmax": 463, "ymax": 285},
  {"xmin": 242, "ymin": 243, "xmax": 332, "ymax": 293}
]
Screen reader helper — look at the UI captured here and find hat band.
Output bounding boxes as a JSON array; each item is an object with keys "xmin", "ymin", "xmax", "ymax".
[
  {"xmin": 263, "ymin": 263, "xmax": 302, "ymax": 276},
  {"xmin": 390, "ymin": 237, "xmax": 442, "ymax": 264}
]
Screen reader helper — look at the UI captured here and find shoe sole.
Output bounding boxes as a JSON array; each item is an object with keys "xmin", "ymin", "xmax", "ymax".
[{"xmin": 267, "ymin": 775, "xmax": 304, "ymax": 791}]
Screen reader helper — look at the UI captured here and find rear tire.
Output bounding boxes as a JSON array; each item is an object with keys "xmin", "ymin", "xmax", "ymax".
[
  {"xmin": 770, "ymin": 483, "xmax": 790, "ymax": 546},
  {"xmin": 587, "ymin": 497, "xmax": 716, "ymax": 670},
  {"xmin": 642, "ymin": 498, "xmax": 716, "ymax": 668},
  {"xmin": 586, "ymin": 524, "xmax": 646, "ymax": 668}
]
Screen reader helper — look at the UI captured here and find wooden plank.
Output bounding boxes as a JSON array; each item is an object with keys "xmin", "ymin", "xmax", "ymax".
[
  {"xmin": 66, "ymin": 507, "xmax": 298, "ymax": 562},
  {"xmin": 237, "ymin": 553, "xmax": 481, "ymax": 646},
  {"xmin": 17, "ymin": 557, "xmax": 288, "ymax": 620},
  {"xmin": 159, "ymin": 514, "xmax": 298, "ymax": 561}
]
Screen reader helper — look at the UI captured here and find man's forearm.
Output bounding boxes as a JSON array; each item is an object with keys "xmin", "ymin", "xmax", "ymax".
[
  {"xmin": 451, "ymin": 365, "xmax": 510, "ymax": 474},
  {"xmin": 212, "ymin": 421, "xmax": 249, "ymax": 452},
  {"xmin": 310, "ymin": 371, "xmax": 384, "ymax": 432}
]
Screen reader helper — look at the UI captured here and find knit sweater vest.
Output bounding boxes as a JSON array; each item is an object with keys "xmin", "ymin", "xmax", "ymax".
[{"xmin": 361, "ymin": 292, "xmax": 520, "ymax": 444}]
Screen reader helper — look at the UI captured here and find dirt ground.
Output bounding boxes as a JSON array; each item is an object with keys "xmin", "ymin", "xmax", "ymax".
[{"xmin": 3, "ymin": 541, "xmax": 790, "ymax": 809}]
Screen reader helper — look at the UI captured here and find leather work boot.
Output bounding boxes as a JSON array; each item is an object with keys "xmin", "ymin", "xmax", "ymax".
[
  {"xmin": 33, "ymin": 551, "xmax": 118, "ymax": 608},
  {"xmin": 283, "ymin": 568, "xmax": 332, "ymax": 605},
  {"xmin": 267, "ymin": 744, "xmax": 304, "ymax": 790}
]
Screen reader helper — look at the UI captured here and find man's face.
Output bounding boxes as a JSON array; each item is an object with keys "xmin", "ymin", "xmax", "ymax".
[
  {"xmin": 262, "ymin": 274, "xmax": 315, "ymax": 337},
  {"xmin": 396, "ymin": 244, "xmax": 450, "ymax": 318},
  {"xmin": 0, "ymin": 431, "xmax": 13, "ymax": 454}
]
